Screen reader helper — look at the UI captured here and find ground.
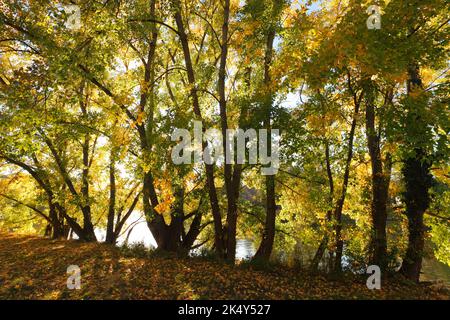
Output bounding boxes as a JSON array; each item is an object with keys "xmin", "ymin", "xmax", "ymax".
[{"xmin": 0, "ymin": 232, "xmax": 448, "ymax": 300}]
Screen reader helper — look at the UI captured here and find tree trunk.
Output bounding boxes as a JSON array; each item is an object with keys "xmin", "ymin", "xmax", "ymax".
[
  {"xmin": 216, "ymin": 0, "xmax": 241, "ymax": 263},
  {"xmin": 139, "ymin": 0, "xmax": 182, "ymax": 252},
  {"xmin": 81, "ymin": 131, "xmax": 95, "ymax": 240},
  {"xmin": 254, "ymin": 14, "xmax": 277, "ymax": 262},
  {"xmin": 2, "ymin": 155, "xmax": 90, "ymax": 240},
  {"xmin": 333, "ymin": 78, "xmax": 362, "ymax": 272},
  {"xmin": 182, "ymin": 209, "xmax": 203, "ymax": 251},
  {"xmin": 48, "ymin": 200, "xmax": 64, "ymax": 239},
  {"xmin": 399, "ymin": 63, "xmax": 432, "ymax": 282},
  {"xmin": 310, "ymin": 140, "xmax": 334, "ymax": 271},
  {"xmin": 79, "ymin": 91, "xmax": 96, "ymax": 241},
  {"xmin": 400, "ymin": 154, "xmax": 430, "ymax": 282},
  {"xmin": 255, "ymin": 175, "xmax": 277, "ymax": 260},
  {"xmin": 364, "ymin": 82, "xmax": 389, "ymax": 270},
  {"xmin": 105, "ymin": 150, "xmax": 117, "ymax": 244},
  {"xmin": 172, "ymin": 0, "xmax": 225, "ymax": 256}
]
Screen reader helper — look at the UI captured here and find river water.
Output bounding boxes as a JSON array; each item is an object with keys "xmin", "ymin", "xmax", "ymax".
[
  {"xmin": 234, "ymin": 239, "xmax": 450, "ymax": 285},
  {"xmin": 89, "ymin": 213, "xmax": 450, "ymax": 285}
]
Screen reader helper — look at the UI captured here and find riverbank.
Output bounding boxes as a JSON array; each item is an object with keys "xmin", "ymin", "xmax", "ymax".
[{"xmin": 0, "ymin": 232, "xmax": 448, "ymax": 300}]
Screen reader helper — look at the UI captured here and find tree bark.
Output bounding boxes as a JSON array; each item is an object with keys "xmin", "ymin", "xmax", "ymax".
[
  {"xmin": 254, "ymin": 7, "xmax": 277, "ymax": 262},
  {"xmin": 138, "ymin": 0, "xmax": 183, "ymax": 252},
  {"xmin": 364, "ymin": 82, "xmax": 391, "ymax": 270},
  {"xmin": 172, "ymin": 0, "xmax": 225, "ymax": 256},
  {"xmin": 48, "ymin": 199, "xmax": 64, "ymax": 239},
  {"xmin": 310, "ymin": 141, "xmax": 334, "ymax": 271},
  {"xmin": 216, "ymin": 0, "xmax": 240, "ymax": 263},
  {"xmin": 333, "ymin": 75, "xmax": 363, "ymax": 272},
  {"xmin": 80, "ymin": 94, "xmax": 96, "ymax": 241},
  {"xmin": 399, "ymin": 63, "xmax": 432, "ymax": 282},
  {"xmin": 105, "ymin": 149, "xmax": 117, "ymax": 244}
]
